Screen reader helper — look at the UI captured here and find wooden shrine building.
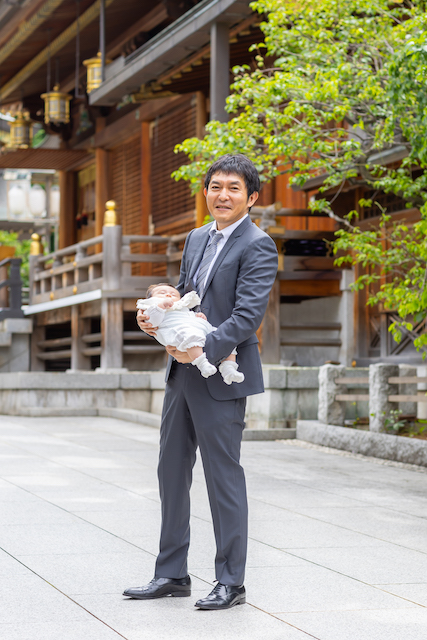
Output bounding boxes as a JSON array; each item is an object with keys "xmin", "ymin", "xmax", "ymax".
[{"xmin": 0, "ymin": 0, "xmax": 419, "ymax": 372}]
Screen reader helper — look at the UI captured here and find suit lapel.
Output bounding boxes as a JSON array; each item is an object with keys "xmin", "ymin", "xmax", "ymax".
[
  {"xmin": 189, "ymin": 224, "xmax": 212, "ymax": 284},
  {"xmin": 201, "ymin": 216, "xmax": 252, "ymax": 301}
]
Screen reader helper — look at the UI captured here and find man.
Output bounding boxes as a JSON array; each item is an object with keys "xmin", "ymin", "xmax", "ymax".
[{"xmin": 124, "ymin": 154, "xmax": 278, "ymax": 610}]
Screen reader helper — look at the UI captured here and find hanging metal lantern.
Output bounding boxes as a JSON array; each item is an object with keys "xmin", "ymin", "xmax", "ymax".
[
  {"xmin": 9, "ymin": 112, "xmax": 32, "ymax": 149},
  {"xmin": 40, "ymin": 85, "xmax": 72, "ymax": 125},
  {"xmin": 83, "ymin": 52, "xmax": 111, "ymax": 93}
]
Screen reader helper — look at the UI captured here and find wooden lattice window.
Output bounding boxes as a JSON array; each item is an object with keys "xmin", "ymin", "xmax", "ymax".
[{"xmin": 150, "ymin": 96, "xmax": 196, "ymax": 232}]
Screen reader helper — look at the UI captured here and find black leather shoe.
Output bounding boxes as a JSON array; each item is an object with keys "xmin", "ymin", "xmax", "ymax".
[
  {"xmin": 123, "ymin": 576, "xmax": 191, "ymax": 599},
  {"xmin": 195, "ymin": 583, "xmax": 246, "ymax": 610}
]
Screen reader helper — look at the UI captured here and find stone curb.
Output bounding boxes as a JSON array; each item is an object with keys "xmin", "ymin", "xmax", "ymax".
[
  {"xmin": 243, "ymin": 428, "xmax": 296, "ymax": 441},
  {"xmin": 98, "ymin": 407, "xmax": 161, "ymax": 428},
  {"xmin": 16, "ymin": 407, "xmax": 99, "ymax": 417},
  {"xmin": 8, "ymin": 406, "xmax": 296, "ymax": 440},
  {"xmin": 297, "ymin": 419, "xmax": 427, "ymax": 467}
]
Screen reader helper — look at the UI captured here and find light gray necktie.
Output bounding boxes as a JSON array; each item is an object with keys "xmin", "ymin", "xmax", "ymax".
[{"xmin": 196, "ymin": 231, "xmax": 223, "ymax": 297}]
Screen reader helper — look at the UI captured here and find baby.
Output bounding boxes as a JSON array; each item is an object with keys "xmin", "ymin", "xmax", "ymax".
[{"xmin": 136, "ymin": 283, "xmax": 244, "ymax": 384}]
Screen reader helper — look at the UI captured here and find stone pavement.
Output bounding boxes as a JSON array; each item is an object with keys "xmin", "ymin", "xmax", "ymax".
[{"xmin": 1, "ymin": 416, "xmax": 427, "ymax": 640}]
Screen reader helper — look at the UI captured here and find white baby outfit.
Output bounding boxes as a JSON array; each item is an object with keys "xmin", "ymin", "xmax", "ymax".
[
  {"xmin": 137, "ymin": 291, "xmax": 214, "ymax": 351},
  {"xmin": 136, "ymin": 291, "xmax": 244, "ymax": 384}
]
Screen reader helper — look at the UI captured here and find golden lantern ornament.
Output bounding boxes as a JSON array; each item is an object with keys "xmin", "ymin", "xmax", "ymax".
[
  {"xmin": 83, "ymin": 52, "xmax": 111, "ymax": 93},
  {"xmin": 40, "ymin": 85, "xmax": 72, "ymax": 125},
  {"xmin": 9, "ymin": 112, "xmax": 32, "ymax": 149}
]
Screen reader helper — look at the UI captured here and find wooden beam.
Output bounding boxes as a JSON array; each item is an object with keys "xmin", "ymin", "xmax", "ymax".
[
  {"xmin": 278, "ymin": 270, "xmax": 341, "ymax": 281},
  {"xmin": 282, "ymin": 256, "xmax": 336, "ymax": 270},
  {"xmin": 269, "ymin": 229, "xmax": 336, "ymax": 240},
  {"xmin": 0, "ymin": 0, "xmax": 65, "ymax": 64},
  {"xmin": 281, "ymin": 322, "xmax": 342, "ymax": 331},
  {"xmin": 280, "ymin": 279, "xmax": 341, "ymax": 297},
  {"xmin": 389, "ymin": 395, "xmax": 427, "ymax": 402},
  {"xmin": 389, "ymin": 377, "xmax": 427, "ymax": 384},
  {"xmin": 281, "ymin": 338, "xmax": 342, "ymax": 347}
]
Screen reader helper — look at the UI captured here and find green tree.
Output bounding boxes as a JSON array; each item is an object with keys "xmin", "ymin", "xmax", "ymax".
[{"xmin": 173, "ymin": 0, "xmax": 427, "ymax": 353}]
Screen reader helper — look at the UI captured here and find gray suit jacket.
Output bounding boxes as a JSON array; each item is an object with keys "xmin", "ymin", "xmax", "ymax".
[{"xmin": 166, "ymin": 215, "xmax": 278, "ymax": 400}]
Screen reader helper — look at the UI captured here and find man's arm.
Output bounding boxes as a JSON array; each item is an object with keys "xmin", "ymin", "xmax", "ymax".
[{"xmin": 204, "ymin": 235, "xmax": 278, "ymax": 366}]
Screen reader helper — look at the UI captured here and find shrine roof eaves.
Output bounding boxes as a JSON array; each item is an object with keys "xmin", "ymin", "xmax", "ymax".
[{"xmin": 89, "ymin": 0, "xmax": 252, "ymax": 107}]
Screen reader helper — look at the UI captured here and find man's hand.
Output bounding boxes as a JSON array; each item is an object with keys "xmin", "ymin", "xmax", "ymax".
[
  {"xmin": 136, "ymin": 309, "xmax": 158, "ymax": 337},
  {"xmin": 195, "ymin": 312, "xmax": 207, "ymax": 321},
  {"xmin": 165, "ymin": 345, "xmax": 192, "ymax": 363}
]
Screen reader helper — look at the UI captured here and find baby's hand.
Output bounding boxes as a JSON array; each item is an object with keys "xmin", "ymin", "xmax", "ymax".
[
  {"xmin": 158, "ymin": 299, "xmax": 173, "ymax": 310},
  {"xmin": 196, "ymin": 312, "xmax": 207, "ymax": 321}
]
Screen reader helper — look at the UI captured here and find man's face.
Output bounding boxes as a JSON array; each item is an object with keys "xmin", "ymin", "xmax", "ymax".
[{"xmin": 204, "ymin": 172, "xmax": 259, "ymax": 230}]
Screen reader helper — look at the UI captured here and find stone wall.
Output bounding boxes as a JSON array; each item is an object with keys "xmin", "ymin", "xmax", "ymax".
[{"xmin": 0, "ymin": 366, "xmax": 325, "ymax": 428}]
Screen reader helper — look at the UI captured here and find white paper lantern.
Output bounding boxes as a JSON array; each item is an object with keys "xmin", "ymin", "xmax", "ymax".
[
  {"xmin": 29, "ymin": 184, "xmax": 46, "ymax": 217},
  {"xmin": 8, "ymin": 184, "xmax": 26, "ymax": 217},
  {"xmin": 50, "ymin": 185, "xmax": 60, "ymax": 218}
]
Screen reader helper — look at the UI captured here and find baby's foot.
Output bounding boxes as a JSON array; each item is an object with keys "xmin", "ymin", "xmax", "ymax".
[
  {"xmin": 219, "ymin": 361, "xmax": 245, "ymax": 385},
  {"xmin": 192, "ymin": 353, "xmax": 217, "ymax": 378}
]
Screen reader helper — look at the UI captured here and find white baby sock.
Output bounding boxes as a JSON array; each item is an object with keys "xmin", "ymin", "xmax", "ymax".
[
  {"xmin": 219, "ymin": 361, "xmax": 245, "ymax": 385},
  {"xmin": 191, "ymin": 353, "xmax": 217, "ymax": 378}
]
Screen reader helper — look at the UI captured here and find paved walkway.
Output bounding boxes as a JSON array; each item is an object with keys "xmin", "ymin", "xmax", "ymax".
[{"xmin": 1, "ymin": 416, "xmax": 427, "ymax": 640}]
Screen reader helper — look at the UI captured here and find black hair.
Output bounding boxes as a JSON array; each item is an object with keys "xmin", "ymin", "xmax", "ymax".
[
  {"xmin": 146, "ymin": 283, "xmax": 179, "ymax": 298},
  {"xmin": 204, "ymin": 154, "xmax": 260, "ymax": 197}
]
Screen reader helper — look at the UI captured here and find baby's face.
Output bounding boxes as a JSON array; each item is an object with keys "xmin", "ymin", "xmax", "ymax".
[{"xmin": 150, "ymin": 285, "xmax": 181, "ymax": 302}]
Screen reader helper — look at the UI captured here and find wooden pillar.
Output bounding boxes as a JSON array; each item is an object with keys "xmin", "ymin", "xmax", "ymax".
[
  {"xmin": 71, "ymin": 306, "xmax": 91, "ymax": 370},
  {"xmin": 141, "ymin": 121, "xmax": 151, "ymax": 274},
  {"xmin": 58, "ymin": 171, "xmax": 76, "ymax": 249},
  {"xmin": 95, "ymin": 117, "xmax": 109, "ymax": 244},
  {"xmin": 210, "ymin": 22, "xmax": 229, "ymax": 122},
  {"xmin": 30, "ymin": 322, "xmax": 45, "ymax": 372},
  {"xmin": 100, "ymin": 218, "xmax": 123, "ymax": 369},
  {"xmin": 258, "ymin": 278, "xmax": 281, "ymax": 364},
  {"xmin": 196, "ymin": 91, "xmax": 209, "ymax": 227},
  {"xmin": 100, "ymin": 298, "xmax": 123, "ymax": 369}
]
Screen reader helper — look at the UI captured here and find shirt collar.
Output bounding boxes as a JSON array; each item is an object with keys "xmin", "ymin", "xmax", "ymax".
[{"xmin": 210, "ymin": 213, "xmax": 249, "ymax": 240}]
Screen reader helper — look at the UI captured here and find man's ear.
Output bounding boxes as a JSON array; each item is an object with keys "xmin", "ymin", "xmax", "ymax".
[
  {"xmin": 248, "ymin": 191, "xmax": 259, "ymax": 208},
  {"xmin": 203, "ymin": 187, "xmax": 207, "ymax": 197}
]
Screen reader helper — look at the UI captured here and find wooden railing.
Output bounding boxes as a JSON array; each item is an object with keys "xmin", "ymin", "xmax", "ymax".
[
  {"xmin": 0, "ymin": 257, "xmax": 23, "ymax": 320},
  {"xmin": 28, "ymin": 229, "xmax": 188, "ymax": 306}
]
